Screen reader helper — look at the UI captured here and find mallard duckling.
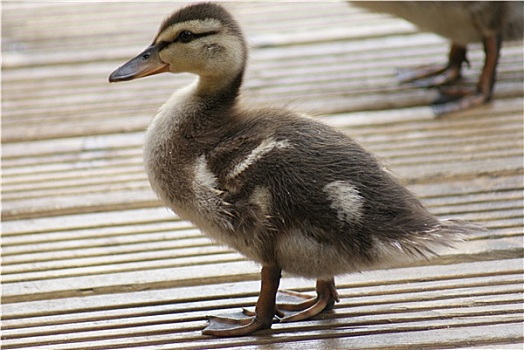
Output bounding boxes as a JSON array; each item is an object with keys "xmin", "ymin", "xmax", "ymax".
[
  {"xmin": 352, "ymin": 1, "xmax": 524, "ymax": 115},
  {"xmin": 109, "ymin": 2, "xmax": 480, "ymax": 337}
]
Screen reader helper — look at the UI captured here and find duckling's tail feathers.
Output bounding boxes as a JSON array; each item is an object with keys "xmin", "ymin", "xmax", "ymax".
[
  {"xmin": 436, "ymin": 218, "xmax": 486, "ymax": 236},
  {"xmin": 373, "ymin": 219, "xmax": 485, "ymax": 267},
  {"xmin": 402, "ymin": 219, "xmax": 485, "ymax": 259}
]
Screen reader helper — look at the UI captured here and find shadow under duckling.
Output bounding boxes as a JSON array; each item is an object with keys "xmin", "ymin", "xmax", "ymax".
[
  {"xmin": 352, "ymin": 1, "xmax": 524, "ymax": 115},
  {"xmin": 109, "ymin": 2, "xmax": 482, "ymax": 337}
]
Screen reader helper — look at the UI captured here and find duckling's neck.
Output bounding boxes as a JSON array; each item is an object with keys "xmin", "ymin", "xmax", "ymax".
[
  {"xmin": 150, "ymin": 66, "xmax": 245, "ymax": 141},
  {"xmin": 193, "ymin": 68, "xmax": 244, "ymax": 109}
]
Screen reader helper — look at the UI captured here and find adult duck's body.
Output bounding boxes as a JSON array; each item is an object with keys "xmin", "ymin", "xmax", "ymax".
[
  {"xmin": 110, "ymin": 2, "xmax": 480, "ymax": 337},
  {"xmin": 353, "ymin": 1, "xmax": 524, "ymax": 115}
]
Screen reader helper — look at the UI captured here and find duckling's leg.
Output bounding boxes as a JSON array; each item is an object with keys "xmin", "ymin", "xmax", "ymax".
[
  {"xmin": 202, "ymin": 265, "xmax": 281, "ymax": 337},
  {"xmin": 397, "ymin": 43, "xmax": 467, "ymax": 87},
  {"xmin": 432, "ymin": 35, "xmax": 501, "ymax": 116},
  {"xmin": 278, "ymin": 278, "xmax": 339, "ymax": 322}
]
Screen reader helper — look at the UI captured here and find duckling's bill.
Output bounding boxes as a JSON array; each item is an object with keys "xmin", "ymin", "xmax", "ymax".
[{"xmin": 109, "ymin": 43, "xmax": 169, "ymax": 83}]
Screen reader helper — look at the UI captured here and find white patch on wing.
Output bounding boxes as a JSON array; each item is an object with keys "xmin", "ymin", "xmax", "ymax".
[
  {"xmin": 194, "ymin": 154, "xmax": 219, "ymax": 191},
  {"xmin": 228, "ymin": 137, "xmax": 290, "ymax": 179},
  {"xmin": 324, "ymin": 180, "xmax": 364, "ymax": 223},
  {"xmin": 191, "ymin": 155, "xmax": 233, "ymax": 233},
  {"xmin": 250, "ymin": 186, "xmax": 272, "ymax": 215}
]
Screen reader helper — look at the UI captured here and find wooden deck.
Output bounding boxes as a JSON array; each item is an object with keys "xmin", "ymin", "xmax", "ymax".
[{"xmin": 2, "ymin": 2, "xmax": 523, "ymax": 349}]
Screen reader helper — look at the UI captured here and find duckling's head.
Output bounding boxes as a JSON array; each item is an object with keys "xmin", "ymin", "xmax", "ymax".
[{"xmin": 109, "ymin": 3, "xmax": 247, "ymax": 84}]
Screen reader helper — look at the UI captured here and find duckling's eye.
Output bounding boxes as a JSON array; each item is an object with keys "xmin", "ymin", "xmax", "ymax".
[{"xmin": 178, "ymin": 31, "xmax": 194, "ymax": 43}]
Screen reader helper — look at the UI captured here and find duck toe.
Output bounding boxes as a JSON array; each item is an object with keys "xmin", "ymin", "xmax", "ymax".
[
  {"xmin": 277, "ymin": 279, "xmax": 339, "ymax": 323},
  {"xmin": 432, "ymin": 90, "xmax": 488, "ymax": 116},
  {"xmin": 397, "ymin": 63, "xmax": 461, "ymax": 87},
  {"xmin": 202, "ymin": 311, "xmax": 273, "ymax": 337}
]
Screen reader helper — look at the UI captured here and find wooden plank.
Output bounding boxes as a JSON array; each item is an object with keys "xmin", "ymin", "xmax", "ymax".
[
  {"xmin": 2, "ymin": 302, "xmax": 522, "ymax": 349},
  {"xmin": 1, "ymin": 188, "xmax": 160, "ymax": 220},
  {"xmin": 1, "ymin": 207, "xmax": 177, "ymax": 235},
  {"xmin": 5, "ymin": 285, "xmax": 521, "ymax": 337},
  {"xmin": 3, "ymin": 258, "xmax": 522, "ymax": 319},
  {"xmin": 1, "ymin": 260, "xmax": 261, "ymax": 303},
  {"xmin": 2, "ymin": 132, "xmax": 143, "ymax": 161},
  {"xmin": 3, "ymin": 248, "xmax": 522, "ymax": 302},
  {"xmin": 3, "ymin": 322, "xmax": 522, "ymax": 350},
  {"xmin": 2, "ymin": 266, "xmax": 522, "ymax": 349},
  {"xmin": 2, "ymin": 227, "xmax": 209, "ymax": 257},
  {"xmin": 1, "ymin": 251, "xmax": 242, "ymax": 283},
  {"xmin": 248, "ymin": 323, "xmax": 524, "ymax": 350}
]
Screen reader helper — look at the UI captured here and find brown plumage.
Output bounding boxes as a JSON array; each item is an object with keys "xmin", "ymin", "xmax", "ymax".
[
  {"xmin": 109, "ymin": 2, "xmax": 482, "ymax": 336},
  {"xmin": 352, "ymin": 1, "xmax": 524, "ymax": 115}
]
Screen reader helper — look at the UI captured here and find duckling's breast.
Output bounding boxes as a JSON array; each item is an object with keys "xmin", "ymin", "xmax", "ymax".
[
  {"xmin": 143, "ymin": 107, "xmax": 236, "ymax": 248},
  {"xmin": 143, "ymin": 93, "xmax": 188, "ymax": 205}
]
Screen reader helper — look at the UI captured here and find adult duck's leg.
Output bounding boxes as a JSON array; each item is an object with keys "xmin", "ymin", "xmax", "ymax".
[
  {"xmin": 278, "ymin": 278, "xmax": 339, "ymax": 322},
  {"xmin": 397, "ymin": 43, "xmax": 467, "ymax": 86},
  {"xmin": 433, "ymin": 34, "xmax": 501, "ymax": 115},
  {"xmin": 203, "ymin": 265, "xmax": 281, "ymax": 337}
]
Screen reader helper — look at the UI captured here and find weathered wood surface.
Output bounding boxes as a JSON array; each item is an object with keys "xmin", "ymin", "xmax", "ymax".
[{"xmin": 2, "ymin": 2, "xmax": 523, "ymax": 349}]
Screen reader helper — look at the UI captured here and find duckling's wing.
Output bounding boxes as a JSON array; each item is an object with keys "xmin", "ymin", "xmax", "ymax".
[{"xmin": 205, "ymin": 111, "xmax": 481, "ymax": 275}]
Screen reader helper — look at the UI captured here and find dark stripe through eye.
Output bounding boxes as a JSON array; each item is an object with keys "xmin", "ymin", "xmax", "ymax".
[{"xmin": 175, "ymin": 30, "xmax": 217, "ymax": 44}]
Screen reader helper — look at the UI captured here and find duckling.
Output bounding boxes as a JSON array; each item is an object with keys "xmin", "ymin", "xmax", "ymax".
[
  {"xmin": 109, "ymin": 2, "xmax": 481, "ymax": 337},
  {"xmin": 352, "ymin": 1, "xmax": 524, "ymax": 115}
]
